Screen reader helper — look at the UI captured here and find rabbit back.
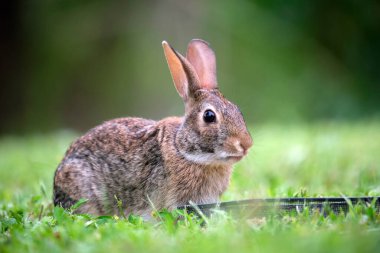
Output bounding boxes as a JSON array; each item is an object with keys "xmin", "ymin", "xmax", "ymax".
[{"xmin": 53, "ymin": 117, "xmax": 168, "ymax": 216}]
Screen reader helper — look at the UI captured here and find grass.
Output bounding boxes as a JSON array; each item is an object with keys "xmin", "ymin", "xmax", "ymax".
[{"xmin": 1, "ymin": 120, "xmax": 380, "ymax": 253}]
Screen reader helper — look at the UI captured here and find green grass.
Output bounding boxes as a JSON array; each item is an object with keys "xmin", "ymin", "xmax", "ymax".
[{"xmin": 1, "ymin": 121, "xmax": 380, "ymax": 253}]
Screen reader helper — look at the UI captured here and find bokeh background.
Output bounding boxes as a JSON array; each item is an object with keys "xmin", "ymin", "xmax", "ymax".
[
  {"xmin": 1, "ymin": 0, "xmax": 380, "ymax": 134},
  {"xmin": 1, "ymin": 5, "xmax": 380, "ymax": 252}
]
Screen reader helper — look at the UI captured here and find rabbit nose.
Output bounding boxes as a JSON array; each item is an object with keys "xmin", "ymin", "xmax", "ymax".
[{"xmin": 239, "ymin": 133, "xmax": 253, "ymax": 155}]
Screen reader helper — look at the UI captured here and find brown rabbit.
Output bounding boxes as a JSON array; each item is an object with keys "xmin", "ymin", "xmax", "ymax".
[{"xmin": 53, "ymin": 39, "xmax": 253, "ymax": 218}]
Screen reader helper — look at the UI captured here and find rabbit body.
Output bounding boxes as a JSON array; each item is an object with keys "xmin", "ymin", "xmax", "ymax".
[
  {"xmin": 54, "ymin": 117, "xmax": 231, "ymax": 217},
  {"xmin": 53, "ymin": 39, "xmax": 252, "ymax": 217}
]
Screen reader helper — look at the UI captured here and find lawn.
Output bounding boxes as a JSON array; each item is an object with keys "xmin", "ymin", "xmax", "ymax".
[{"xmin": 1, "ymin": 120, "xmax": 380, "ymax": 253}]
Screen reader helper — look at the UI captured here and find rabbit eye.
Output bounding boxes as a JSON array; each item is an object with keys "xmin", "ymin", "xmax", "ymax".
[{"xmin": 203, "ymin": 109, "xmax": 216, "ymax": 123}]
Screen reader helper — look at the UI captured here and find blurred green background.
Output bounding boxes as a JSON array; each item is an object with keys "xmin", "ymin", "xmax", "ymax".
[
  {"xmin": 1, "ymin": 0, "xmax": 379, "ymax": 134},
  {"xmin": 1, "ymin": 3, "xmax": 380, "ymax": 251}
]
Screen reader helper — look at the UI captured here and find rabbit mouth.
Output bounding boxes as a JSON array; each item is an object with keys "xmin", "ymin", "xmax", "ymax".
[
  {"xmin": 224, "ymin": 155, "xmax": 244, "ymax": 162},
  {"xmin": 180, "ymin": 151, "xmax": 245, "ymax": 165},
  {"xmin": 217, "ymin": 150, "xmax": 245, "ymax": 162}
]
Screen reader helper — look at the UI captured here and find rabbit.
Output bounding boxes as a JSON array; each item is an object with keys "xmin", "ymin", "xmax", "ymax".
[{"xmin": 53, "ymin": 39, "xmax": 253, "ymax": 218}]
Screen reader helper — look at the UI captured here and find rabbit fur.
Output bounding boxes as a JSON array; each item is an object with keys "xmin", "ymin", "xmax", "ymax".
[{"xmin": 53, "ymin": 39, "xmax": 253, "ymax": 218}]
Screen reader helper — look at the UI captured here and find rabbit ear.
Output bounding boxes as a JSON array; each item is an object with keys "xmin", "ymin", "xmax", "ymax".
[
  {"xmin": 162, "ymin": 41, "xmax": 201, "ymax": 101},
  {"xmin": 186, "ymin": 39, "xmax": 217, "ymax": 89}
]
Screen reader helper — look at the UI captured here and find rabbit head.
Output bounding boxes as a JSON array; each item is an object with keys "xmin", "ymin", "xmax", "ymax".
[{"xmin": 163, "ymin": 39, "xmax": 253, "ymax": 166}]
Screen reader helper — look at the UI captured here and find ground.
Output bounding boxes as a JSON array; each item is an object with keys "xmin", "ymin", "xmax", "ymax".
[{"xmin": 0, "ymin": 120, "xmax": 380, "ymax": 253}]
